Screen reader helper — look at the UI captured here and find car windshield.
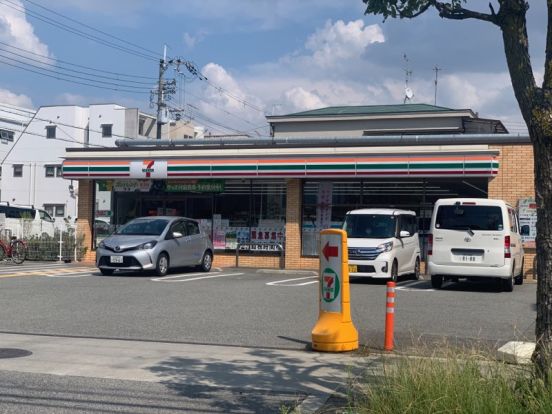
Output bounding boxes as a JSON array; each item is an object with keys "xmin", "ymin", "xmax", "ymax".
[
  {"xmin": 435, "ymin": 205, "xmax": 504, "ymax": 231},
  {"xmin": 116, "ymin": 218, "xmax": 169, "ymax": 236},
  {"xmin": 343, "ymin": 214, "xmax": 397, "ymax": 239}
]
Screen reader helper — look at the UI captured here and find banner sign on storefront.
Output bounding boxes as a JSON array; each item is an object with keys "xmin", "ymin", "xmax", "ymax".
[
  {"xmin": 518, "ymin": 197, "xmax": 537, "ymax": 248},
  {"xmin": 130, "ymin": 160, "xmax": 168, "ymax": 179},
  {"xmin": 165, "ymin": 179, "xmax": 225, "ymax": 193},
  {"xmin": 113, "ymin": 180, "xmax": 152, "ymax": 192}
]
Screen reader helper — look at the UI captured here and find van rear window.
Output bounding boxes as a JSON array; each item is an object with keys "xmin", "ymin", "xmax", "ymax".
[{"xmin": 435, "ymin": 205, "xmax": 504, "ymax": 231}]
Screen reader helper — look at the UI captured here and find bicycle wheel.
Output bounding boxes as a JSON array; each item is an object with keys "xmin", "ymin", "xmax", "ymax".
[{"xmin": 11, "ymin": 240, "xmax": 26, "ymax": 264}]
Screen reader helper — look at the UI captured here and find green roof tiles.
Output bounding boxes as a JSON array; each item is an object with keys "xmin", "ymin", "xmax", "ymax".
[{"xmin": 282, "ymin": 104, "xmax": 454, "ymax": 117}]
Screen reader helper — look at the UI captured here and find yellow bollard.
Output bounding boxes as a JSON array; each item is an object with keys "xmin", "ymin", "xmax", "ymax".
[{"xmin": 311, "ymin": 229, "xmax": 358, "ymax": 352}]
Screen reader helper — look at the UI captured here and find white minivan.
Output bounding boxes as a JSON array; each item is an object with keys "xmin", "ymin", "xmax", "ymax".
[
  {"xmin": 427, "ymin": 198, "xmax": 524, "ymax": 291},
  {"xmin": 342, "ymin": 208, "xmax": 421, "ymax": 281}
]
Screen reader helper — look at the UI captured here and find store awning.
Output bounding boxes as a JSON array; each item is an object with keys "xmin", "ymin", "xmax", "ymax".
[{"xmin": 62, "ymin": 152, "xmax": 499, "ymax": 179}]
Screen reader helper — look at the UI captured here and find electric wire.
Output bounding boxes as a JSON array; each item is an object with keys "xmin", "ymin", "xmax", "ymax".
[
  {"xmin": 22, "ymin": 0, "xmax": 161, "ymax": 59},
  {"xmin": 0, "ymin": 0, "xmax": 158, "ymax": 61},
  {"xmin": 0, "ymin": 40, "xmax": 157, "ymax": 81}
]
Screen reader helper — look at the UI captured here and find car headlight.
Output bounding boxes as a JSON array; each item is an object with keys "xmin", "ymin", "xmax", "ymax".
[
  {"xmin": 141, "ymin": 241, "xmax": 157, "ymax": 249},
  {"xmin": 377, "ymin": 241, "xmax": 393, "ymax": 253},
  {"xmin": 98, "ymin": 241, "xmax": 105, "ymax": 248}
]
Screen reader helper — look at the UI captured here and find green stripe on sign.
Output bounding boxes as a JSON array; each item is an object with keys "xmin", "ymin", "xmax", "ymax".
[
  {"xmin": 464, "ymin": 162, "xmax": 494, "ymax": 169},
  {"xmin": 89, "ymin": 166, "xmax": 130, "ymax": 172},
  {"xmin": 357, "ymin": 163, "xmax": 407, "ymax": 170},
  {"xmin": 258, "ymin": 164, "xmax": 305, "ymax": 171},
  {"xmin": 62, "ymin": 166, "xmax": 88, "ymax": 172},
  {"xmin": 306, "ymin": 164, "xmax": 355, "ymax": 170},
  {"xmin": 169, "ymin": 165, "xmax": 211, "ymax": 171},
  {"xmin": 409, "ymin": 163, "xmax": 464, "ymax": 169},
  {"xmin": 212, "ymin": 165, "xmax": 257, "ymax": 171}
]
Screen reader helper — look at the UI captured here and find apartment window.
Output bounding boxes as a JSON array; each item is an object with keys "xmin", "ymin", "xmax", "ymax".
[
  {"xmin": 139, "ymin": 119, "xmax": 145, "ymax": 135},
  {"xmin": 45, "ymin": 165, "xmax": 62, "ymax": 177},
  {"xmin": 101, "ymin": 124, "xmax": 113, "ymax": 138},
  {"xmin": 0, "ymin": 129, "xmax": 14, "ymax": 142},
  {"xmin": 13, "ymin": 164, "xmax": 23, "ymax": 177},
  {"xmin": 46, "ymin": 125, "xmax": 56, "ymax": 139},
  {"xmin": 44, "ymin": 204, "xmax": 65, "ymax": 217}
]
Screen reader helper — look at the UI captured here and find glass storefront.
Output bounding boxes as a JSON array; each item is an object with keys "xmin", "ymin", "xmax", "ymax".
[
  {"xmin": 93, "ymin": 179, "xmax": 286, "ymax": 252},
  {"xmin": 301, "ymin": 178, "xmax": 489, "ymax": 256}
]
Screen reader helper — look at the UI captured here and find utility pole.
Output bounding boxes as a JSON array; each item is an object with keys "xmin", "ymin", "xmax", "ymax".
[
  {"xmin": 156, "ymin": 45, "xmax": 168, "ymax": 140},
  {"xmin": 433, "ymin": 65, "xmax": 442, "ymax": 106}
]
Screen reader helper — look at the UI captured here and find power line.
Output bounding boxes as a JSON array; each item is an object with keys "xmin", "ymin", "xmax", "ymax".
[
  {"xmin": 0, "ymin": 40, "xmax": 157, "ymax": 81},
  {"xmin": 0, "ymin": 103, "xmax": 150, "ymax": 142},
  {"xmin": 0, "ymin": 0, "xmax": 158, "ymax": 61},
  {"xmin": 0, "ymin": 50, "xmax": 153, "ymax": 89},
  {"xmin": 0, "ymin": 57, "xmax": 151, "ymax": 94},
  {"xmin": 166, "ymin": 102, "xmax": 247, "ymax": 136},
  {"xmin": 22, "ymin": 0, "xmax": 161, "ymax": 59}
]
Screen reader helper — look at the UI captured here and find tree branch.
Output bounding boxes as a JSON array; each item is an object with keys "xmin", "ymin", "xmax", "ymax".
[{"xmin": 433, "ymin": 1, "xmax": 500, "ymax": 25}]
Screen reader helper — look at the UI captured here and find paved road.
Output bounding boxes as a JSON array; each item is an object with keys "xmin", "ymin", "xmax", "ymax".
[
  {"xmin": 0, "ymin": 261, "xmax": 537, "ymax": 412},
  {"xmin": 0, "ymin": 261, "xmax": 537, "ymax": 350}
]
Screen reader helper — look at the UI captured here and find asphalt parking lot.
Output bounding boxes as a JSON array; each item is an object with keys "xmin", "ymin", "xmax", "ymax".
[{"xmin": 0, "ymin": 261, "xmax": 536, "ymax": 351}]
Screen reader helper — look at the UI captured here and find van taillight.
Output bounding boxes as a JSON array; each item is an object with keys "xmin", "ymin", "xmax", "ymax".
[
  {"xmin": 428, "ymin": 234, "xmax": 433, "ymax": 256},
  {"xmin": 504, "ymin": 235, "xmax": 511, "ymax": 258}
]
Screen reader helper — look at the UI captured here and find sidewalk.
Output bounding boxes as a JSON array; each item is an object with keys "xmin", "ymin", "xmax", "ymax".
[{"xmin": 0, "ymin": 333, "xmax": 380, "ymax": 413}]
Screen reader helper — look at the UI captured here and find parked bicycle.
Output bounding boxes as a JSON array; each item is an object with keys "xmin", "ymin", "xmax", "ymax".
[{"xmin": 0, "ymin": 236, "xmax": 27, "ymax": 264}]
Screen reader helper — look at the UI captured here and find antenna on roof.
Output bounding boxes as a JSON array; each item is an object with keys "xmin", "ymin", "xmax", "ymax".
[
  {"xmin": 403, "ymin": 54, "xmax": 414, "ymax": 104},
  {"xmin": 433, "ymin": 65, "xmax": 442, "ymax": 105}
]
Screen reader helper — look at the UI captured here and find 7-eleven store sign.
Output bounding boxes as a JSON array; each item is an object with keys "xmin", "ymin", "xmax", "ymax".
[{"xmin": 319, "ymin": 233, "xmax": 344, "ymax": 314}]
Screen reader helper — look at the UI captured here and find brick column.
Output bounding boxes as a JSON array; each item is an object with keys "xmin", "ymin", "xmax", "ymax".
[
  {"xmin": 76, "ymin": 180, "xmax": 95, "ymax": 263},
  {"xmin": 489, "ymin": 144, "xmax": 536, "ymax": 280},
  {"xmin": 285, "ymin": 179, "xmax": 302, "ymax": 269}
]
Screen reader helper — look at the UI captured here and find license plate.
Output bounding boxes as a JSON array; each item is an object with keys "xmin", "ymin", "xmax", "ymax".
[
  {"xmin": 110, "ymin": 255, "xmax": 123, "ymax": 263},
  {"xmin": 348, "ymin": 265, "xmax": 357, "ymax": 273},
  {"xmin": 460, "ymin": 255, "xmax": 481, "ymax": 263}
]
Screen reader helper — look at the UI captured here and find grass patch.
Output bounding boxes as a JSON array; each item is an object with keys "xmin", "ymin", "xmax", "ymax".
[{"xmin": 352, "ymin": 352, "xmax": 552, "ymax": 414}]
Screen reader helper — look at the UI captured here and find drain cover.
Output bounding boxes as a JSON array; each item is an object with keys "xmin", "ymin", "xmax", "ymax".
[{"xmin": 0, "ymin": 348, "xmax": 32, "ymax": 359}]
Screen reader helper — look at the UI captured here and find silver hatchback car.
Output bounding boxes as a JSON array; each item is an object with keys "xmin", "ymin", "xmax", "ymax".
[{"xmin": 96, "ymin": 216, "xmax": 213, "ymax": 276}]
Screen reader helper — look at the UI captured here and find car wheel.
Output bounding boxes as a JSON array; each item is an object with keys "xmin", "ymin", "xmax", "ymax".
[
  {"xmin": 431, "ymin": 275, "xmax": 443, "ymax": 289},
  {"xmin": 197, "ymin": 251, "xmax": 213, "ymax": 272},
  {"xmin": 514, "ymin": 260, "xmax": 524, "ymax": 285},
  {"xmin": 502, "ymin": 271, "xmax": 514, "ymax": 292},
  {"xmin": 155, "ymin": 253, "xmax": 169, "ymax": 277},
  {"xmin": 100, "ymin": 268, "xmax": 114, "ymax": 276},
  {"xmin": 390, "ymin": 260, "xmax": 398, "ymax": 282},
  {"xmin": 412, "ymin": 257, "xmax": 421, "ymax": 280}
]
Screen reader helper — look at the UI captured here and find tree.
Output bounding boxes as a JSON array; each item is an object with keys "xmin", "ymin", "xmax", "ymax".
[{"xmin": 362, "ymin": 0, "xmax": 552, "ymax": 378}]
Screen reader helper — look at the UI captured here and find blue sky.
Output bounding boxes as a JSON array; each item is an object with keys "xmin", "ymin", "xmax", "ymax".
[{"xmin": 0, "ymin": 0, "xmax": 547, "ymax": 136}]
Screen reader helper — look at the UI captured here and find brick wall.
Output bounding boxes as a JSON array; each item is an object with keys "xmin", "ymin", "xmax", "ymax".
[
  {"xmin": 76, "ymin": 180, "xmax": 95, "ymax": 263},
  {"xmin": 489, "ymin": 144, "xmax": 536, "ymax": 280}
]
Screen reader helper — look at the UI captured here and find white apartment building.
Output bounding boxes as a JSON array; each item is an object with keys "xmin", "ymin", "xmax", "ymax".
[{"xmin": 0, "ymin": 103, "xmax": 165, "ymax": 229}]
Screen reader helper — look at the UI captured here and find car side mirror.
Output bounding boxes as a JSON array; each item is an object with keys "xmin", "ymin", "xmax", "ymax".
[
  {"xmin": 520, "ymin": 225, "xmax": 530, "ymax": 236},
  {"xmin": 399, "ymin": 230, "xmax": 411, "ymax": 238},
  {"xmin": 172, "ymin": 231, "xmax": 183, "ymax": 238}
]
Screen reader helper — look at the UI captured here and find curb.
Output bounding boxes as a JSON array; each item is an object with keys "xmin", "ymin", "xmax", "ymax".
[{"xmin": 497, "ymin": 341, "xmax": 536, "ymax": 365}]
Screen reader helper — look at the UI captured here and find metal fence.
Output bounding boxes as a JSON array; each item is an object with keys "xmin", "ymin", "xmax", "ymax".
[{"xmin": 0, "ymin": 229, "xmax": 87, "ymax": 262}]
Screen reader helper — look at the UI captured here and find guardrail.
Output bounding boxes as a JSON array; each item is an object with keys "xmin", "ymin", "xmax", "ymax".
[{"xmin": 235, "ymin": 242, "xmax": 285, "ymax": 269}]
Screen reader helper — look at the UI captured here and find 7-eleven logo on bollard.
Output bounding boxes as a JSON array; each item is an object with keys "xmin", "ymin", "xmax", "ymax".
[{"xmin": 322, "ymin": 267, "xmax": 340, "ymax": 303}]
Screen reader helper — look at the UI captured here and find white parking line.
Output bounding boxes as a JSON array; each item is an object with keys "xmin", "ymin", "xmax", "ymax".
[
  {"xmin": 152, "ymin": 272, "xmax": 244, "ymax": 282},
  {"xmin": 45, "ymin": 272, "xmax": 96, "ymax": 278},
  {"xmin": 266, "ymin": 276, "xmax": 319, "ymax": 287},
  {"xmin": 396, "ymin": 280, "xmax": 435, "ymax": 292},
  {"xmin": 151, "ymin": 272, "xmax": 207, "ymax": 281}
]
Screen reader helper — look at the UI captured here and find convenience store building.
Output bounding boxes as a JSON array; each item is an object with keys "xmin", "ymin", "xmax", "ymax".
[{"xmin": 63, "ymin": 104, "xmax": 536, "ymax": 278}]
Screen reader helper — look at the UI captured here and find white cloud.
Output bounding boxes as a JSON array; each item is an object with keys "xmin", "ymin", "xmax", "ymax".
[
  {"xmin": 0, "ymin": 0, "xmax": 52, "ymax": 59},
  {"xmin": 284, "ymin": 87, "xmax": 326, "ymax": 111},
  {"xmin": 56, "ymin": 93, "xmax": 88, "ymax": 106},
  {"xmin": 0, "ymin": 88, "xmax": 33, "ymax": 108},
  {"xmin": 183, "ymin": 31, "xmax": 207, "ymax": 49},
  {"xmin": 305, "ymin": 19, "xmax": 384, "ymax": 68}
]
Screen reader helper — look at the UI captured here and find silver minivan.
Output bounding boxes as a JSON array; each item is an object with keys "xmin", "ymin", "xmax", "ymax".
[
  {"xmin": 427, "ymin": 198, "xmax": 524, "ymax": 291},
  {"xmin": 96, "ymin": 216, "xmax": 213, "ymax": 276}
]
